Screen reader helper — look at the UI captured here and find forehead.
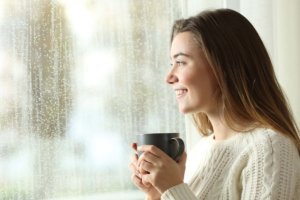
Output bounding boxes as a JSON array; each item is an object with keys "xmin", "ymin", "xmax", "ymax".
[{"xmin": 170, "ymin": 32, "xmax": 201, "ymax": 58}]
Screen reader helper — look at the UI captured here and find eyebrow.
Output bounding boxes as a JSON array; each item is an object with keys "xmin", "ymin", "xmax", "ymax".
[{"xmin": 171, "ymin": 52, "xmax": 191, "ymax": 59}]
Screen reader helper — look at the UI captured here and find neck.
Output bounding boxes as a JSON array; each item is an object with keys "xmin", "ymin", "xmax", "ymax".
[
  {"xmin": 212, "ymin": 123, "xmax": 237, "ymax": 141},
  {"xmin": 207, "ymin": 113, "xmax": 237, "ymax": 141}
]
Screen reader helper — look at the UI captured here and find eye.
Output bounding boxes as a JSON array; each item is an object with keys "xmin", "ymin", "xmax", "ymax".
[
  {"xmin": 169, "ymin": 60, "xmax": 186, "ymax": 67},
  {"xmin": 176, "ymin": 61, "xmax": 186, "ymax": 66}
]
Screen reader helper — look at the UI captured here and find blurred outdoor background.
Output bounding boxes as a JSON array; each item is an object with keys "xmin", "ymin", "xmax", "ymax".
[{"xmin": 0, "ymin": 0, "xmax": 299, "ymax": 199}]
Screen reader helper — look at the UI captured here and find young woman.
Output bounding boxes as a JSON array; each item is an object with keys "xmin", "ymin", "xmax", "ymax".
[{"xmin": 129, "ymin": 8, "xmax": 300, "ymax": 200}]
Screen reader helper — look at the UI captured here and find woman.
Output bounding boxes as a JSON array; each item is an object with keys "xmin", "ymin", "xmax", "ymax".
[{"xmin": 129, "ymin": 8, "xmax": 300, "ymax": 199}]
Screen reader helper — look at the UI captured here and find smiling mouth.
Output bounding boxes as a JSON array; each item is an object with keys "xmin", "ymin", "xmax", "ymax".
[{"xmin": 175, "ymin": 89, "xmax": 187, "ymax": 97}]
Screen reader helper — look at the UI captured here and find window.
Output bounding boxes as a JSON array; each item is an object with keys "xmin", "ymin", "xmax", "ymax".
[
  {"xmin": 2, "ymin": 0, "xmax": 299, "ymax": 199},
  {"xmin": 0, "ymin": 0, "xmax": 186, "ymax": 199}
]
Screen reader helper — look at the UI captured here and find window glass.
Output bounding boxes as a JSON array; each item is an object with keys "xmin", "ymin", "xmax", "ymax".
[{"xmin": 0, "ymin": 0, "xmax": 186, "ymax": 199}]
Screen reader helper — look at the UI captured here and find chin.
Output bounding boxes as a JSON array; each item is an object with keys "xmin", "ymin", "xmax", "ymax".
[
  {"xmin": 178, "ymin": 106, "xmax": 193, "ymax": 114},
  {"xmin": 179, "ymin": 104, "xmax": 203, "ymax": 114}
]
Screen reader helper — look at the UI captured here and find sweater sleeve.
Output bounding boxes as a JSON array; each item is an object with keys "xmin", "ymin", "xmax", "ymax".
[
  {"xmin": 161, "ymin": 183, "xmax": 198, "ymax": 200},
  {"xmin": 241, "ymin": 131, "xmax": 300, "ymax": 200}
]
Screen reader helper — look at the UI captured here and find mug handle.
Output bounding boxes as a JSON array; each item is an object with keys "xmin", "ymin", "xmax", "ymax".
[{"xmin": 170, "ymin": 137, "xmax": 185, "ymax": 161}]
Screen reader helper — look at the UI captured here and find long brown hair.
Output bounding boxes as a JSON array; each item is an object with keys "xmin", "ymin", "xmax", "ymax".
[{"xmin": 171, "ymin": 9, "xmax": 300, "ymax": 152}]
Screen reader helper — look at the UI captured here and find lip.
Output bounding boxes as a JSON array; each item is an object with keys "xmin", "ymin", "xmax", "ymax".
[{"xmin": 174, "ymin": 88, "xmax": 188, "ymax": 99}]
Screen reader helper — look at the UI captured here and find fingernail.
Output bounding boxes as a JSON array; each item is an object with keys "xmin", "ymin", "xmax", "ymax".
[{"xmin": 132, "ymin": 143, "xmax": 137, "ymax": 150}]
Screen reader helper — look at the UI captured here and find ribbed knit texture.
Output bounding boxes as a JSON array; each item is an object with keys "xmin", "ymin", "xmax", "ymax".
[{"xmin": 161, "ymin": 128, "xmax": 300, "ymax": 200}]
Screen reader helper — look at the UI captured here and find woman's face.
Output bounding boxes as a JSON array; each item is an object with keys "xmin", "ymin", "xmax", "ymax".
[{"xmin": 166, "ymin": 31, "xmax": 219, "ymax": 114}]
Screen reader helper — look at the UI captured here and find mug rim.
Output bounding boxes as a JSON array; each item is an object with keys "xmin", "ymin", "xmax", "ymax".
[{"xmin": 137, "ymin": 132, "xmax": 179, "ymax": 135}]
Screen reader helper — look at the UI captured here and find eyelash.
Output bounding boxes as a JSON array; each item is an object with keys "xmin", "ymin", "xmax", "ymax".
[{"xmin": 170, "ymin": 61, "xmax": 186, "ymax": 67}]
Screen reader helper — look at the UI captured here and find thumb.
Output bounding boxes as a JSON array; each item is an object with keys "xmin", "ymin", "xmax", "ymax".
[
  {"xmin": 178, "ymin": 151, "xmax": 187, "ymax": 166},
  {"xmin": 141, "ymin": 174, "xmax": 152, "ymax": 187},
  {"xmin": 178, "ymin": 151, "xmax": 187, "ymax": 179}
]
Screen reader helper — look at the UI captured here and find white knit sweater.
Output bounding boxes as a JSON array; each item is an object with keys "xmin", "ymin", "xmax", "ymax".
[{"xmin": 161, "ymin": 128, "xmax": 300, "ymax": 200}]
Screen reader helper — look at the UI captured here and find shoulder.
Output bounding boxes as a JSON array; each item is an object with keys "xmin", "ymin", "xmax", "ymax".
[
  {"xmin": 239, "ymin": 129, "xmax": 300, "ymax": 198},
  {"xmin": 247, "ymin": 128, "xmax": 298, "ymax": 155},
  {"xmin": 243, "ymin": 128, "xmax": 300, "ymax": 175}
]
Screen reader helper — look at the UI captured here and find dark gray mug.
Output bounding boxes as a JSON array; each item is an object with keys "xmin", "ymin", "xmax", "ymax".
[{"xmin": 137, "ymin": 133, "xmax": 185, "ymax": 161}]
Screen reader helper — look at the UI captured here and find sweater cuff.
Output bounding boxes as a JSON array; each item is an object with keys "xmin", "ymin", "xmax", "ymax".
[{"xmin": 161, "ymin": 183, "xmax": 196, "ymax": 200}]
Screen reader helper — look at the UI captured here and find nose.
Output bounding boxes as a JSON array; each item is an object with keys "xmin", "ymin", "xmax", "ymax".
[{"xmin": 165, "ymin": 69, "xmax": 178, "ymax": 85}]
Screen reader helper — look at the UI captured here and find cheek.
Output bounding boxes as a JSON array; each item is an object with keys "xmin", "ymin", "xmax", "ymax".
[
  {"xmin": 192, "ymin": 71, "xmax": 217, "ymax": 98},
  {"xmin": 180, "ymin": 70, "xmax": 198, "ymax": 85}
]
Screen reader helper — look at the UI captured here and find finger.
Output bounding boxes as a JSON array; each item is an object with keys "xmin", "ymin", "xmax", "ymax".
[
  {"xmin": 130, "ymin": 155, "xmax": 139, "ymax": 170},
  {"xmin": 139, "ymin": 160, "xmax": 154, "ymax": 173},
  {"xmin": 178, "ymin": 151, "xmax": 187, "ymax": 165},
  {"xmin": 138, "ymin": 151, "xmax": 159, "ymax": 164},
  {"xmin": 129, "ymin": 162, "xmax": 139, "ymax": 175},
  {"xmin": 132, "ymin": 174, "xmax": 151, "ymax": 189},
  {"xmin": 128, "ymin": 163, "xmax": 139, "ymax": 175},
  {"xmin": 131, "ymin": 153, "xmax": 138, "ymax": 163},
  {"xmin": 137, "ymin": 145, "xmax": 166, "ymax": 158},
  {"xmin": 141, "ymin": 174, "xmax": 153, "ymax": 187},
  {"xmin": 131, "ymin": 174, "xmax": 143, "ymax": 187},
  {"xmin": 132, "ymin": 143, "xmax": 138, "ymax": 152}
]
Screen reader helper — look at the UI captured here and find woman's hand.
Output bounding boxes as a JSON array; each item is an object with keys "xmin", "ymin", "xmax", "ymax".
[
  {"xmin": 137, "ymin": 145, "xmax": 187, "ymax": 194},
  {"xmin": 129, "ymin": 143, "xmax": 161, "ymax": 200}
]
